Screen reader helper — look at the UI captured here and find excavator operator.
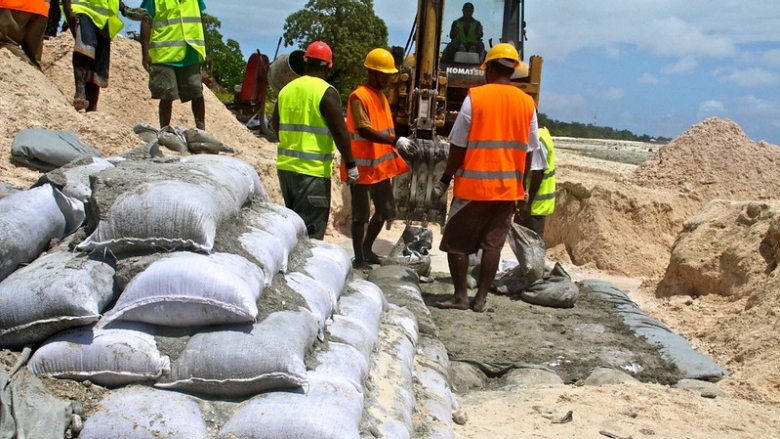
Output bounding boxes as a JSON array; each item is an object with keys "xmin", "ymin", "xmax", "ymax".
[{"xmin": 443, "ymin": 2, "xmax": 484, "ymax": 62}]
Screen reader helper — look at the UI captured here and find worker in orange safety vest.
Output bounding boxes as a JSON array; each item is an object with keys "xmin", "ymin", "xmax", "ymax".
[
  {"xmin": 340, "ymin": 47, "xmax": 417, "ymax": 271},
  {"xmin": 432, "ymin": 43, "xmax": 546, "ymax": 313},
  {"xmin": 0, "ymin": 0, "xmax": 50, "ymax": 68}
]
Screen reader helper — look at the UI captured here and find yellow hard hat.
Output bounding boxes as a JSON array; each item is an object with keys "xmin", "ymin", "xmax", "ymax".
[
  {"xmin": 480, "ymin": 43, "xmax": 520, "ymax": 70},
  {"xmin": 364, "ymin": 48, "xmax": 398, "ymax": 74}
]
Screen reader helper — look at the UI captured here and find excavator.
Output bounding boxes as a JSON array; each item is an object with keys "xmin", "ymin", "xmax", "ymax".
[{"xmin": 388, "ymin": 0, "xmax": 542, "ymax": 227}]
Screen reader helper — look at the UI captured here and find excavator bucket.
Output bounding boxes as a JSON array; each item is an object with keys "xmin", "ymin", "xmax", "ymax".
[{"xmin": 392, "ymin": 137, "xmax": 450, "ymax": 227}]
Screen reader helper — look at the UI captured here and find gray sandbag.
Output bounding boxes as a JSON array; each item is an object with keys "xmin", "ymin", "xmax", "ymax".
[
  {"xmin": 103, "ymin": 252, "xmax": 264, "ymax": 327},
  {"xmin": 369, "ymin": 265, "xmax": 439, "ymax": 337},
  {"xmin": 312, "ymin": 341, "xmax": 368, "ymax": 394},
  {"xmin": 493, "ymin": 223, "xmax": 546, "ymax": 294},
  {"xmin": 1, "ymin": 348, "xmax": 73, "ymax": 439},
  {"xmin": 580, "ymin": 280, "xmax": 731, "ymax": 381},
  {"xmin": 79, "ymin": 387, "xmax": 208, "ymax": 439},
  {"xmin": 156, "ymin": 310, "xmax": 318, "ymax": 397},
  {"xmin": 132, "ymin": 122, "xmax": 159, "ymax": 143},
  {"xmin": 157, "ymin": 125, "xmax": 188, "ymax": 153},
  {"xmin": 518, "ymin": 262, "xmax": 580, "ymax": 308},
  {"xmin": 217, "ymin": 374, "xmax": 362, "ymax": 439},
  {"xmin": 0, "ymin": 184, "xmax": 67, "ymax": 282},
  {"xmin": 184, "ymin": 128, "xmax": 235, "ymax": 154},
  {"xmin": 35, "ymin": 156, "xmax": 115, "ymax": 203},
  {"xmin": 78, "ymin": 155, "xmax": 264, "ymax": 255},
  {"xmin": 0, "ymin": 250, "xmax": 115, "ymax": 348},
  {"xmin": 10, "ymin": 129, "xmax": 100, "ymax": 171},
  {"xmin": 414, "ymin": 336, "xmax": 456, "ymax": 439},
  {"xmin": 285, "ymin": 272, "xmax": 335, "ymax": 334},
  {"xmin": 28, "ymin": 322, "xmax": 170, "ymax": 387},
  {"xmin": 301, "ymin": 241, "xmax": 351, "ymax": 306}
]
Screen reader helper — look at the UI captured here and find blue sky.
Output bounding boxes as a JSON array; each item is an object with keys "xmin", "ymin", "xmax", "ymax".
[{"xmin": 123, "ymin": 1, "xmax": 780, "ymax": 144}]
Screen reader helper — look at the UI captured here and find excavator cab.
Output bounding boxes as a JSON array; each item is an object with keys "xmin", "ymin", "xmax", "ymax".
[{"xmin": 388, "ymin": 0, "xmax": 542, "ymax": 227}]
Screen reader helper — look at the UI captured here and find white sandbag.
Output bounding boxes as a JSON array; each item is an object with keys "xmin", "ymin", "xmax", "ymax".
[
  {"xmin": 156, "ymin": 309, "xmax": 318, "ymax": 397},
  {"xmin": 239, "ymin": 227, "xmax": 286, "ymax": 286},
  {"xmin": 244, "ymin": 202, "xmax": 305, "ymax": 260},
  {"xmin": 28, "ymin": 322, "xmax": 169, "ymax": 387},
  {"xmin": 0, "ymin": 251, "xmax": 115, "ymax": 348},
  {"xmin": 285, "ymin": 272, "xmax": 334, "ymax": 334},
  {"xmin": 414, "ymin": 336, "xmax": 456, "ymax": 439},
  {"xmin": 312, "ymin": 341, "xmax": 368, "ymax": 394},
  {"xmin": 102, "ymin": 252, "xmax": 264, "ymax": 327},
  {"xmin": 337, "ymin": 287, "xmax": 385, "ymax": 340},
  {"xmin": 217, "ymin": 374, "xmax": 362, "ymax": 439},
  {"xmin": 182, "ymin": 154, "xmax": 266, "ymax": 202},
  {"xmin": 327, "ymin": 315, "xmax": 377, "ymax": 362},
  {"xmin": 301, "ymin": 241, "xmax": 351, "ymax": 306},
  {"xmin": 347, "ymin": 278, "xmax": 388, "ymax": 312},
  {"xmin": 0, "ymin": 184, "xmax": 66, "ymax": 282},
  {"xmin": 79, "ymin": 387, "xmax": 208, "ymax": 439},
  {"xmin": 57, "ymin": 157, "xmax": 115, "ymax": 202}
]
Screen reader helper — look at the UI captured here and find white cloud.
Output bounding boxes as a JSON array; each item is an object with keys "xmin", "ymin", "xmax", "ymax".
[
  {"xmin": 605, "ymin": 47, "xmax": 620, "ymax": 59},
  {"xmin": 740, "ymin": 95, "xmax": 780, "ymax": 117},
  {"xmin": 719, "ymin": 68, "xmax": 780, "ymax": 87},
  {"xmin": 661, "ymin": 57, "xmax": 698, "ymax": 75},
  {"xmin": 601, "ymin": 88, "xmax": 625, "ymax": 101},
  {"xmin": 762, "ymin": 49, "xmax": 780, "ymax": 68},
  {"xmin": 640, "ymin": 17, "xmax": 736, "ymax": 59},
  {"xmin": 638, "ymin": 73, "xmax": 661, "ymax": 84},
  {"xmin": 537, "ymin": 91, "xmax": 587, "ymax": 119},
  {"xmin": 697, "ymin": 100, "xmax": 726, "ymax": 119}
]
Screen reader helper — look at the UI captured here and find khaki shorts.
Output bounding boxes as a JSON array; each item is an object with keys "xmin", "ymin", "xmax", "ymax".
[
  {"xmin": 149, "ymin": 62, "xmax": 203, "ymax": 102},
  {"xmin": 439, "ymin": 199, "xmax": 514, "ymax": 254}
]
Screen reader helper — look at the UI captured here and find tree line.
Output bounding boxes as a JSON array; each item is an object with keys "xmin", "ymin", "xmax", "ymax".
[{"xmin": 538, "ymin": 113, "xmax": 670, "ymax": 143}]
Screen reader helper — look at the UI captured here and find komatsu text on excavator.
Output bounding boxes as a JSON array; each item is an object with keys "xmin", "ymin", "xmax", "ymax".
[{"xmin": 388, "ymin": 0, "xmax": 542, "ymax": 226}]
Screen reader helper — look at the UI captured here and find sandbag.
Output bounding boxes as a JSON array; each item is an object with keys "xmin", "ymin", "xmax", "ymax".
[
  {"xmin": 243, "ymin": 202, "xmax": 305, "ymax": 267},
  {"xmin": 79, "ymin": 387, "xmax": 208, "ymax": 439},
  {"xmin": 132, "ymin": 122, "xmax": 159, "ymax": 143},
  {"xmin": 10, "ymin": 129, "xmax": 100, "ymax": 172},
  {"xmin": 28, "ymin": 323, "xmax": 170, "ymax": 387},
  {"xmin": 184, "ymin": 128, "xmax": 235, "ymax": 154},
  {"xmin": 0, "ymin": 251, "xmax": 115, "ymax": 348},
  {"xmin": 337, "ymin": 288, "xmax": 384, "ymax": 343},
  {"xmin": 285, "ymin": 272, "xmax": 334, "ymax": 335},
  {"xmin": 493, "ymin": 223, "xmax": 546, "ymax": 294},
  {"xmin": 35, "ymin": 156, "xmax": 115, "ymax": 203},
  {"xmin": 78, "ymin": 156, "xmax": 264, "ymax": 254},
  {"xmin": 102, "ymin": 252, "xmax": 264, "ymax": 327},
  {"xmin": 156, "ymin": 310, "xmax": 318, "ymax": 397},
  {"xmin": 157, "ymin": 125, "xmax": 188, "ymax": 153},
  {"xmin": 312, "ymin": 341, "xmax": 368, "ymax": 393},
  {"xmin": 519, "ymin": 262, "xmax": 580, "ymax": 308},
  {"xmin": 301, "ymin": 241, "xmax": 351, "ymax": 306},
  {"xmin": 217, "ymin": 375, "xmax": 362, "ymax": 439},
  {"xmin": 414, "ymin": 336, "xmax": 456, "ymax": 439},
  {"xmin": 239, "ymin": 227, "xmax": 287, "ymax": 286},
  {"xmin": 328, "ymin": 315, "xmax": 377, "ymax": 362},
  {"xmin": 0, "ymin": 184, "xmax": 67, "ymax": 282}
]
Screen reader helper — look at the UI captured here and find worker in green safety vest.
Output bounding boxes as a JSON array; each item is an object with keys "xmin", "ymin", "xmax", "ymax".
[
  {"xmin": 515, "ymin": 126, "xmax": 556, "ymax": 239},
  {"xmin": 140, "ymin": 0, "xmax": 207, "ymax": 130}
]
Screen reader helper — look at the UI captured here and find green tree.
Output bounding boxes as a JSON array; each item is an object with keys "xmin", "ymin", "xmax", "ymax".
[
  {"xmin": 202, "ymin": 13, "xmax": 246, "ymax": 92},
  {"xmin": 282, "ymin": 0, "xmax": 389, "ymax": 101}
]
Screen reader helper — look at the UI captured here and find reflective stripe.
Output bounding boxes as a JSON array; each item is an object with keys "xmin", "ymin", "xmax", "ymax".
[
  {"xmin": 152, "ymin": 17, "xmax": 203, "ymax": 28},
  {"xmin": 542, "ymin": 169, "xmax": 556, "ymax": 179},
  {"xmin": 353, "ymin": 151, "xmax": 398, "ymax": 168},
  {"xmin": 71, "ymin": 0, "xmax": 110, "ymax": 15},
  {"xmin": 149, "ymin": 40, "xmax": 205, "ymax": 48},
  {"xmin": 349, "ymin": 127, "xmax": 394, "ymax": 141},
  {"xmin": 280, "ymin": 123, "xmax": 331, "ymax": 137},
  {"xmin": 534, "ymin": 193, "xmax": 555, "ymax": 201},
  {"xmin": 277, "ymin": 147, "xmax": 334, "ymax": 162},
  {"xmin": 456, "ymin": 169, "xmax": 524, "ymax": 180},
  {"xmin": 468, "ymin": 139, "xmax": 529, "ymax": 152}
]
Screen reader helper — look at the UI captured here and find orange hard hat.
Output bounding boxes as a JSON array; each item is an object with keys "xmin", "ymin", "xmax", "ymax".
[{"xmin": 304, "ymin": 41, "xmax": 333, "ymax": 68}]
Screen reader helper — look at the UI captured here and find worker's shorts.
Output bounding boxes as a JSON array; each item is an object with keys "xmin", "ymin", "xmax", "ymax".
[
  {"xmin": 72, "ymin": 14, "xmax": 111, "ymax": 86},
  {"xmin": 350, "ymin": 179, "xmax": 397, "ymax": 224},
  {"xmin": 439, "ymin": 199, "xmax": 514, "ymax": 255},
  {"xmin": 0, "ymin": 8, "xmax": 47, "ymax": 68},
  {"xmin": 149, "ymin": 62, "xmax": 203, "ymax": 102},
  {"xmin": 277, "ymin": 169, "xmax": 331, "ymax": 240}
]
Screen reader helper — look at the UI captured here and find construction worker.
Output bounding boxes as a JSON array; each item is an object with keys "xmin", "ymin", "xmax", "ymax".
[
  {"xmin": 515, "ymin": 126, "xmax": 556, "ymax": 238},
  {"xmin": 443, "ymin": 2, "xmax": 484, "ymax": 61},
  {"xmin": 341, "ymin": 48, "xmax": 417, "ymax": 270},
  {"xmin": 140, "ymin": 0, "xmax": 207, "ymax": 130},
  {"xmin": 61, "ymin": 0, "xmax": 125, "ymax": 111},
  {"xmin": 432, "ymin": 43, "xmax": 544, "ymax": 312},
  {"xmin": 271, "ymin": 41, "xmax": 358, "ymax": 240},
  {"xmin": 0, "ymin": 0, "xmax": 49, "ymax": 68}
]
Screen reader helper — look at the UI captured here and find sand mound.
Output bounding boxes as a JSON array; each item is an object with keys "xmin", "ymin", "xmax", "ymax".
[{"xmin": 630, "ymin": 118, "xmax": 780, "ymax": 200}]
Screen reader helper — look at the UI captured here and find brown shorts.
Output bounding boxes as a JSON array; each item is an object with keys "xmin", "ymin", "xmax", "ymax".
[
  {"xmin": 439, "ymin": 199, "xmax": 514, "ymax": 255},
  {"xmin": 0, "ymin": 8, "xmax": 47, "ymax": 68},
  {"xmin": 350, "ymin": 179, "xmax": 397, "ymax": 223},
  {"xmin": 149, "ymin": 62, "xmax": 203, "ymax": 102}
]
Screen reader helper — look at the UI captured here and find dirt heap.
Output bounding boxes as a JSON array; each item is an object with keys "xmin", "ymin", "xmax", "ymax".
[{"xmin": 630, "ymin": 117, "xmax": 780, "ymax": 200}]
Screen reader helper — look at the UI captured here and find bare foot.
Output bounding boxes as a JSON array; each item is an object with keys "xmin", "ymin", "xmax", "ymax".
[
  {"xmin": 363, "ymin": 251, "xmax": 383, "ymax": 265},
  {"xmin": 470, "ymin": 298, "xmax": 487, "ymax": 313},
  {"xmin": 352, "ymin": 261, "xmax": 373, "ymax": 272},
  {"xmin": 73, "ymin": 98, "xmax": 88, "ymax": 111},
  {"xmin": 435, "ymin": 297, "xmax": 470, "ymax": 310}
]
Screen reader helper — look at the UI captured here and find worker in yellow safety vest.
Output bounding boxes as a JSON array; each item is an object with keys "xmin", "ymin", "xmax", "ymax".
[
  {"xmin": 340, "ymin": 47, "xmax": 417, "ymax": 270},
  {"xmin": 432, "ymin": 43, "xmax": 546, "ymax": 313},
  {"xmin": 0, "ymin": 0, "xmax": 49, "ymax": 68},
  {"xmin": 443, "ymin": 2, "xmax": 484, "ymax": 61},
  {"xmin": 61, "ymin": 0, "xmax": 125, "ymax": 111},
  {"xmin": 271, "ymin": 41, "xmax": 358, "ymax": 240},
  {"xmin": 515, "ymin": 126, "xmax": 556, "ymax": 238},
  {"xmin": 140, "ymin": 0, "xmax": 207, "ymax": 130}
]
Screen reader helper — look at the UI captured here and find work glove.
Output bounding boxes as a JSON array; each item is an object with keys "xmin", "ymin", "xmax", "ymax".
[
  {"xmin": 346, "ymin": 163, "xmax": 359, "ymax": 185},
  {"xmin": 433, "ymin": 175, "xmax": 452, "ymax": 198},
  {"xmin": 395, "ymin": 136, "xmax": 418, "ymax": 156}
]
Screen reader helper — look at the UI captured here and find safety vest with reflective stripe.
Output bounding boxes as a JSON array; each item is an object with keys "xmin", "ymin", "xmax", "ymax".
[
  {"xmin": 66, "ymin": 0, "xmax": 123, "ymax": 38},
  {"xmin": 340, "ymin": 85, "xmax": 409, "ymax": 184},
  {"xmin": 454, "ymin": 83, "xmax": 536, "ymax": 201},
  {"xmin": 526, "ymin": 127, "xmax": 556, "ymax": 215},
  {"xmin": 0, "ymin": 0, "xmax": 50, "ymax": 17},
  {"xmin": 453, "ymin": 19, "xmax": 480, "ymax": 45},
  {"xmin": 149, "ymin": 0, "xmax": 206, "ymax": 64},
  {"xmin": 277, "ymin": 75, "xmax": 336, "ymax": 178}
]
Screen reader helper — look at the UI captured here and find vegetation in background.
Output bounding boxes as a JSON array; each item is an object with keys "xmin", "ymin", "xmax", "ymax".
[
  {"xmin": 282, "ymin": 0, "xmax": 389, "ymax": 102},
  {"xmin": 539, "ymin": 113, "xmax": 671, "ymax": 143},
  {"xmin": 203, "ymin": 13, "xmax": 246, "ymax": 93}
]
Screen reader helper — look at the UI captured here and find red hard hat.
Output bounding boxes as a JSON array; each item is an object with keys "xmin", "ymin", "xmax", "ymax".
[{"xmin": 304, "ymin": 41, "xmax": 333, "ymax": 68}]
